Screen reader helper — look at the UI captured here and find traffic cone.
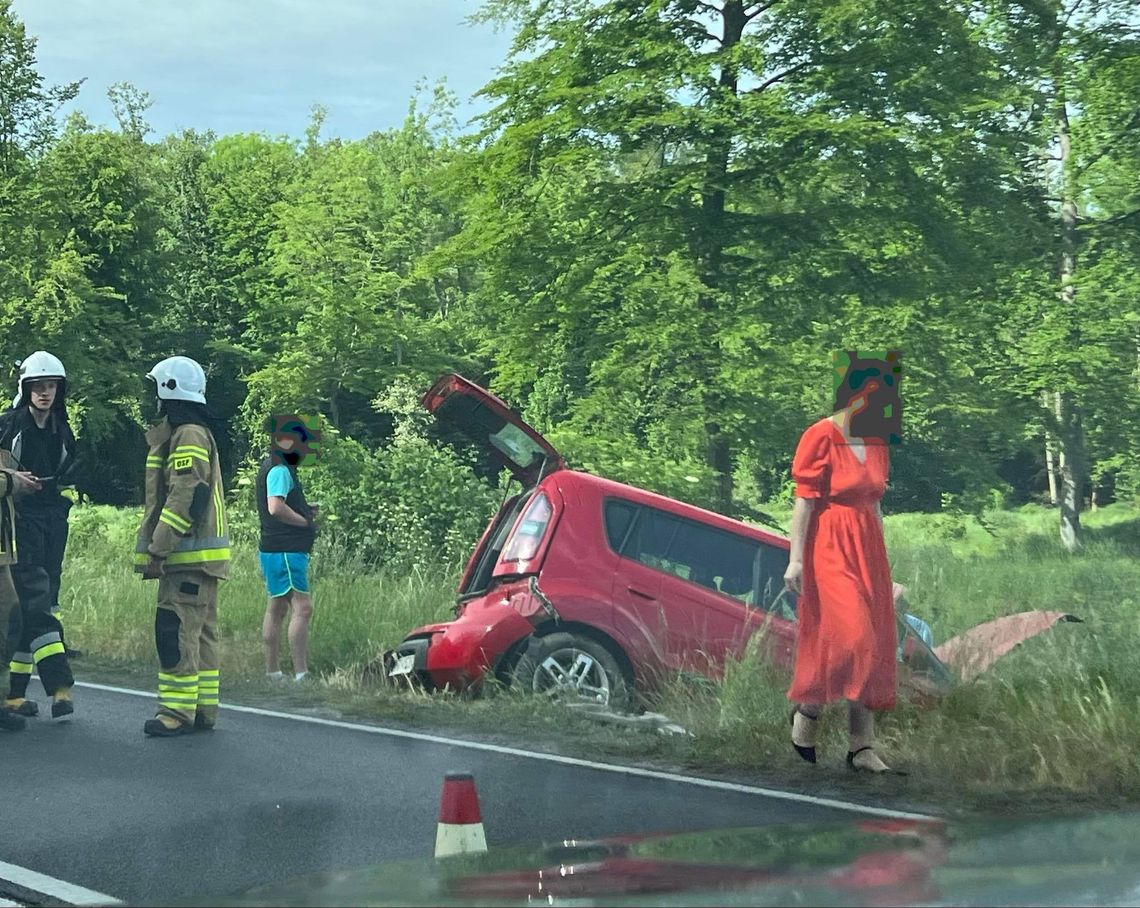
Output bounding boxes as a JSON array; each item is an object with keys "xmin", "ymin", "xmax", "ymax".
[{"xmin": 434, "ymin": 772, "xmax": 487, "ymax": 858}]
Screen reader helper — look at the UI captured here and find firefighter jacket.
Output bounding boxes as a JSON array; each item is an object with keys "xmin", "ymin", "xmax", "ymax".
[
  {"xmin": 0, "ymin": 406, "xmax": 84, "ymax": 507},
  {"xmin": 134, "ymin": 418, "xmax": 230, "ymax": 579},
  {"xmin": 0, "ymin": 449, "xmax": 18, "ymax": 567}
]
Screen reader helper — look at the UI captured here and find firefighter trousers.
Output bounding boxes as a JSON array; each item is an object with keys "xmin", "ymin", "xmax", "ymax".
[
  {"xmin": 0, "ymin": 566, "xmax": 17, "ymax": 697},
  {"xmin": 154, "ymin": 571, "xmax": 220, "ymax": 727},
  {"xmin": 7, "ymin": 505, "xmax": 74, "ymax": 698}
]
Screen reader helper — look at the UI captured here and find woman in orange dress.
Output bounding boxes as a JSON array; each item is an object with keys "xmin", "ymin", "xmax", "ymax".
[{"xmin": 783, "ymin": 376, "xmax": 898, "ymax": 773}]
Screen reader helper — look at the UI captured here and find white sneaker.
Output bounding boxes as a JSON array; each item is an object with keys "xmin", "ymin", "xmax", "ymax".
[
  {"xmin": 267, "ymin": 671, "xmax": 285, "ymax": 682},
  {"xmin": 294, "ymin": 672, "xmax": 309, "ymax": 682}
]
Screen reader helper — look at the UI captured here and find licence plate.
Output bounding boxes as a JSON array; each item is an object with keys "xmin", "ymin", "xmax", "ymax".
[{"xmin": 389, "ymin": 653, "xmax": 415, "ymax": 677}]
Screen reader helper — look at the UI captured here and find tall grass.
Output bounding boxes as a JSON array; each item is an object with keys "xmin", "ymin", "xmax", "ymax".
[
  {"xmin": 57, "ymin": 500, "xmax": 1140, "ymax": 801},
  {"xmin": 60, "ymin": 505, "xmax": 457, "ymax": 682},
  {"xmin": 658, "ymin": 502, "xmax": 1140, "ymax": 800}
]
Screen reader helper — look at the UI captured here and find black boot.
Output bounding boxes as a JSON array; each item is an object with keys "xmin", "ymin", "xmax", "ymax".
[
  {"xmin": 144, "ymin": 716, "xmax": 192, "ymax": 737},
  {"xmin": 0, "ymin": 709, "xmax": 26, "ymax": 732},
  {"xmin": 6, "ymin": 698, "xmax": 38, "ymax": 717},
  {"xmin": 51, "ymin": 699, "xmax": 74, "ymax": 720}
]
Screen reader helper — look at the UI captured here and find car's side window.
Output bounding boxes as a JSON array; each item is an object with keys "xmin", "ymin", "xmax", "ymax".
[
  {"xmin": 664, "ymin": 519, "xmax": 761, "ymax": 604},
  {"xmin": 610, "ymin": 500, "xmax": 794, "ymax": 613},
  {"xmin": 617, "ymin": 505, "xmax": 683, "ymax": 573},
  {"xmin": 603, "ymin": 499, "xmax": 638, "ymax": 554},
  {"xmin": 754, "ymin": 543, "xmax": 794, "ymax": 615}
]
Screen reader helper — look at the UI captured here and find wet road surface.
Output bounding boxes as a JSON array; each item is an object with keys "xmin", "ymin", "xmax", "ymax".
[{"xmin": 2, "ymin": 679, "xmax": 867, "ymax": 905}]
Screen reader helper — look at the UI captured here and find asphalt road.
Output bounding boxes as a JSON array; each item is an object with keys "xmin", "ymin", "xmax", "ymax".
[{"xmin": 2, "ymin": 680, "xmax": 869, "ymax": 906}]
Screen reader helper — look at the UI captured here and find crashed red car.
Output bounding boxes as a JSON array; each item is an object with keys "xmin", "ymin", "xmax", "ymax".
[{"xmin": 387, "ymin": 373, "xmax": 1079, "ymax": 709}]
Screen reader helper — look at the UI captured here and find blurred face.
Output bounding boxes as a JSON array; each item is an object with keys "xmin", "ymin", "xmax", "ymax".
[
  {"xmin": 274, "ymin": 432, "xmax": 300, "ymax": 452},
  {"xmin": 28, "ymin": 379, "xmax": 58, "ymax": 411},
  {"xmin": 832, "ymin": 350, "xmax": 903, "ymax": 444},
  {"xmin": 850, "ymin": 378, "xmax": 880, "ymax": 412},
  {"xmin": 272, "ymin": 430, "xmax": 306, "ymax": 466},
  {"xmin": 267, "ymin": 413, "xmax": 322, "ymax": 467}
]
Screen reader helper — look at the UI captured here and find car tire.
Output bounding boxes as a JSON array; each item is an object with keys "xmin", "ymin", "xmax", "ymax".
[{"xmin": 511, "ymin": 631, "xmax": 633, "ymax": 712}]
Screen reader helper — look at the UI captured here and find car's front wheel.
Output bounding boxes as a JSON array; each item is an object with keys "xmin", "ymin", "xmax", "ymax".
[{"xmin": 511, "ymin": 632, "xmax": 632, "ymax": 712}]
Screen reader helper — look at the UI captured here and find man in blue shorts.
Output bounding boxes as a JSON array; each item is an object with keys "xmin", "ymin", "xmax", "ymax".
[{"xmin": 256, "ymin": 416, "xmax": 320, "ymax": 682}]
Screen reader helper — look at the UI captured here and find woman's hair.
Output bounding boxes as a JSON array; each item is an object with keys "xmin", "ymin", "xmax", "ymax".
[{"xmin": 160, "ymin": 398, "xmax": 220, "ymax": 431}]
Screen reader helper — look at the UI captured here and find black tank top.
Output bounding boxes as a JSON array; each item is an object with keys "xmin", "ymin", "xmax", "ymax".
[{"xmin": 255, "ymin": 456, "xmax": 316, "ymax": 553}]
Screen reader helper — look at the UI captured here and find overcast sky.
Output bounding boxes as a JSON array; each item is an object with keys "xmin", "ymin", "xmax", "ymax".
[{"xmin": 12, "ymin": 0, "xmax": 515, "ymax": 140}]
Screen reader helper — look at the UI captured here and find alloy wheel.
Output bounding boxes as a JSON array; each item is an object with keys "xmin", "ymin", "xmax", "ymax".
[{"xmin": 532, "ymin": 647, "xmax": 613, "ymax": 705}]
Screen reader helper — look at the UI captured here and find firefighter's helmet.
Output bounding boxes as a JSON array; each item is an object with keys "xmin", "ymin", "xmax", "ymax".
[
  {"xmin": 146, "ymin": 356, "xmax": 207, "ymax": 405},
  {"xmin": 13, "ymin": 351, "xmax": 67, "ymax": 410}
]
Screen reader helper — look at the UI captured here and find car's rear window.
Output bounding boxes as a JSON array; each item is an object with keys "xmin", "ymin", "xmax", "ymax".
[
  {"xmin": 488, "ymin": 423, "xmax": 546, "ymax": 472},
  {"xmin": 604, "ymin": 497, "xmax": 791, "ymax": 612},
  {"xmin": 436, "ymin": 391, "xmax": 548, "ymax": 473}
]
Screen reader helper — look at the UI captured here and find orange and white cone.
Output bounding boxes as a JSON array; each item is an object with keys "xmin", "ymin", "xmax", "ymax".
[{"xmin": 434, "ymin": 772, "xmax": 488, "ymax": 858}]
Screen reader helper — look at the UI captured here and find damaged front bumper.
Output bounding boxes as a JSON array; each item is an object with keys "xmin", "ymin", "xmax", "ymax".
[{"xmin": 384, "ymin": 596, "xmax": 540, "ymax": 693}]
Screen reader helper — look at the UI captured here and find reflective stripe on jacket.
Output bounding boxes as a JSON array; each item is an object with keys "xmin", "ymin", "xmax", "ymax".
[{"xmin": 134, "ymin": 419, "xmax": 230, "ymax": 578}]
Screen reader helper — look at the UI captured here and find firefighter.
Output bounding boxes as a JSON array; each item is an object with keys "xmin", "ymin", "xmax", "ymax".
[
  {"xmin": 0, "ymin": 453, "xmax": 42, "ymax": 733},
  {"xmin": 134, "ymin": 356, "xmax": 230, "ymax": 737},
  {"xmin": 1, "ymin": 351, "xmax": 82, "ymax": 720}
]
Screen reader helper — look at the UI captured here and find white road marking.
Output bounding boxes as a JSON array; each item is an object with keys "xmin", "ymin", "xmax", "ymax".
[
  {"xmin": 0, "ymin": 860, "xmax": 121, "ymax": 906},
  {"xmin": 77, "ymin": 680, "xmax": 937, "ymax": 822}
]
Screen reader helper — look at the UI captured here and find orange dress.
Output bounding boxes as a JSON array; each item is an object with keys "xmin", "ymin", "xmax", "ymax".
[{"xmin": 787, "ymin": 417, "xmax": 897, "ymax": 710}]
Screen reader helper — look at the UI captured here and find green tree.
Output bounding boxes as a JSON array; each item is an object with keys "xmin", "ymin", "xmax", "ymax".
[
  {"xmin": 0, "ymin": 0, "xmax": 82, "ymax": 368},
  {"xmin": 21, "ymin": 110, "xmax": 171, "ymax": 499},
  {"xmin": 155, "ymin": 128, "xmax": 299, "ymax": 474},
  {"xmin": 0, "ymin": 0, "xmax": 81, "ymax": 173},
  {"xmin": 446, "ymin": 0, "xmax": 1045, "ymax": 515},
  {"xmin": 242, "ymin": 95, "xmax": 471, "ymax": 440},
  {"xmin": 986, "ymin": 0, "xmax": 1140, "ymax": 548}
]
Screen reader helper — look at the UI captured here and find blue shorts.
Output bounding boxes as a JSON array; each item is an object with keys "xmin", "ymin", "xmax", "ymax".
[{"xmin": 258, "ymin": 551, "xmax": 311, "ymax": 598}]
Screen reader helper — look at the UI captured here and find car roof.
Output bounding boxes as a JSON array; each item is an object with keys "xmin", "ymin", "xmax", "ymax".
[{"xmin": 546, "ymin": 469, "xmax": 790, "ymax": 549}]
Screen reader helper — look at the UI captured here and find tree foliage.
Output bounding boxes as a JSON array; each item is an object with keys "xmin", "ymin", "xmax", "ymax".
[{"xmin": 0, "ymin": 0, "xmax": 1137, "ymax": 562}]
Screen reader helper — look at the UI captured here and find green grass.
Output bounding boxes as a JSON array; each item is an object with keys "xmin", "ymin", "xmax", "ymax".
[
  {"xmin": 60, "ymin": 504, "xmax": 458, "ymax": 681},
  {"xmin": 59, "ymin": 503, "xmax": 688, "ymax": 773},
  {"xmin": 55, "ymin": 500, "xmax": 1140, "ymax": 810},
  {"xmin": 660, "ymin": 501, "xmax": 1140, "ymax": 806}
]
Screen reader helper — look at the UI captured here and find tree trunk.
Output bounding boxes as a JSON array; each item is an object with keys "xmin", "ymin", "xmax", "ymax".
[
  {"xmin": 1042, "ymin": 390, "xmax": 1059, "ymax": 505},
  {"xmin": 1053, "ymin": 389, "xmax": 1067, "ymax": 484},
  {"xmin": 433, "ymin": 276, "xmax": 448, "ymax": 319},
  {"xmin": 1057, "ymin": 390, "xmax": 1085, "ymax": 550},
  {"xmin": 698, "ymin": 1, "xmax": 748, "ymax": 514},
  {"xmin": 1054, "ymin": 90, "xmax": 1085, "ymax": 552},
  {"xmin": 706, "ymin": 425, "xmax": 734, "ymax": 515}
]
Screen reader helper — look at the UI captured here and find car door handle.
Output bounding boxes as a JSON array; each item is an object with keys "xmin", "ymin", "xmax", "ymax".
[{"xmin": 628, "ymin": 586, "xmax": 656, "ymax": 601}]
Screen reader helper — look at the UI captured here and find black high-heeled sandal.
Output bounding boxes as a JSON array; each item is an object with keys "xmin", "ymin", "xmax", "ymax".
[
  {"xmin": 790, "ymin": 707, "xmax": 818, "ymax": 765},
  {"xmin": 846, "ymin": 745, "xmax": 908, "ymax": 775}
]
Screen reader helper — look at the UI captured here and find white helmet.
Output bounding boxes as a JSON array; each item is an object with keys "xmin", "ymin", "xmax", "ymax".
[
  {"xmin": 14, "ymin": 351, "xmax": 67, "ymax": 409},
  {"xmin": 146, "ymin": 356, "xmax": 207, "ymax": 405}
]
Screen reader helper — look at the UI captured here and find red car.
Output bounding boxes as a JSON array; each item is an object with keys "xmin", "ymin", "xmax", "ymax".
[{"xmin": 388, "ymin": 374, "xmax": 1078, "ymax": 709}]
